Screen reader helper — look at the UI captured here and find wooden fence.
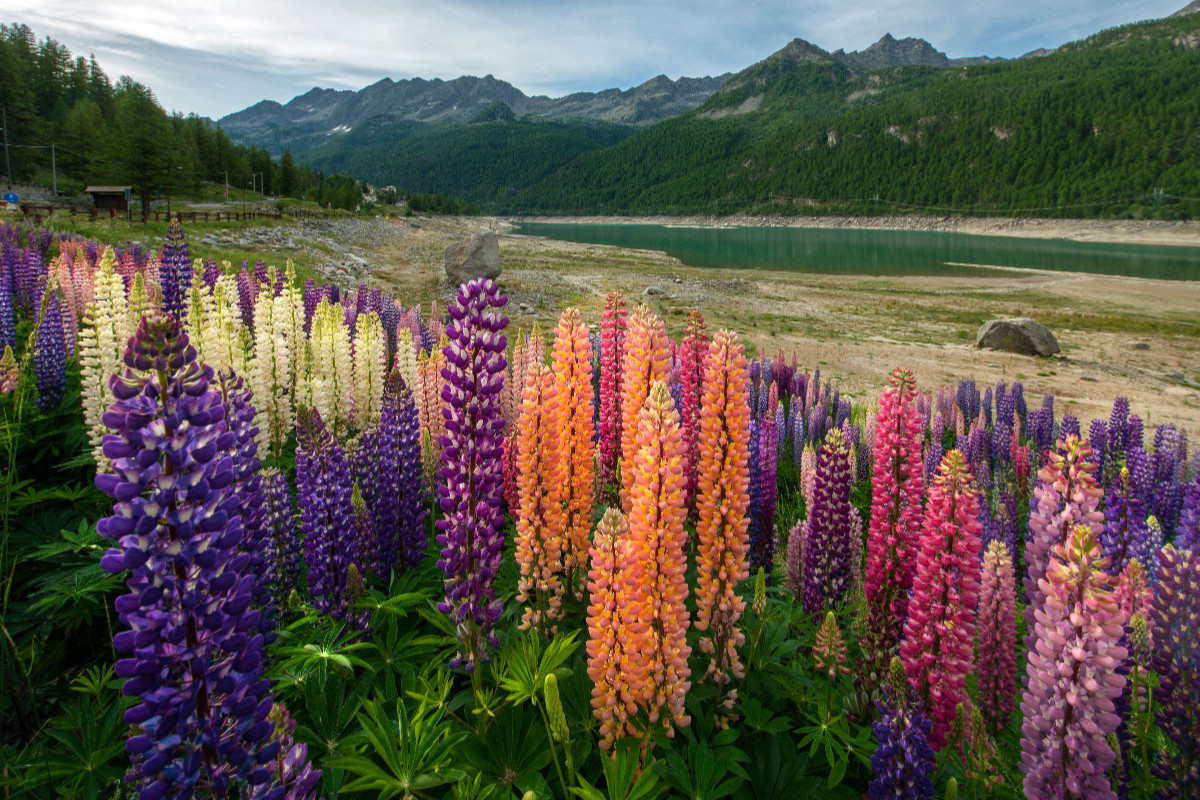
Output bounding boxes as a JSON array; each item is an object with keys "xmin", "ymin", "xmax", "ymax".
[{"xmin": 12, "ymin": 206, "xmax": 329, "ymax": 224}]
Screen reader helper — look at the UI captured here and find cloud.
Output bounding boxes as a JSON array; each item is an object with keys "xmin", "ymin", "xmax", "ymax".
[{"xmin": 3, "ymin": 0, "xmax": 1185, "ymax": 118}]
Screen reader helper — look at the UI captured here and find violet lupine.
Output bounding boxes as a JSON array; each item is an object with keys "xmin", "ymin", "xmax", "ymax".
[
  {"xmin": 1150, "ymin": 545, "xmax": 1200, "ymax": 797},
  {"xmin": 201, "ymin": 258, "xmax": 220, "ymax": 292},
  {"xmin": 1102, "ymin": 462, "xmax": 1153, "ymax": 577},
  {"xmin": 436, "ymin": 278, "xmax": 508, "ymax": 672},
  {"xmin": 754, "ymin": 382, "xmax": 779, "ymax": 569},
  {"xmin": 96, "ymin": 315, "xmax": 304, "ymax": 800},
  {"xmin": 1179, "ymin": 474, "xmax": 1200, "ymax": 551},
  {"xmin": 237, "ymin": 267, "xmax": 258, "ymax": 332},
  {"xmin": 678, "ymin": 309, "xmax": 708, "ymax": 509},
  {"xmin": 159, "ymin": 218, "xmax": 192, "ymax": 319},
  {"xmin": 1023, "ymin": 436, "xmax": 1104, "ymax": 653},
  {"xmin": 356, "ymin": 371, "xmax": 428, "ymax": 577},
  {"xmin": 801, "ymin": 428, "xmax": 856, "ymax": 615},
  {"xmin": 869, "ymin": 663, "xmax": 936, "ymax": 800},
  {"xmin": 259, "ymin": 468, "xmax": 301, "ymax": 604},
  {"xmin": 1060, "ymin": 414, "xmax": 1080, "ymax": 442},
  {"xmin": 863, "ymin": 368, "xmax": 925, "ymax": 676},
  {"xmin": 899, "ymin": 450, "xmax": 982, "ymax": 748},
  {"xmin": 0, "ymin": 275, "xmax": 15, "ymax": 353},
  {"xmin": 34, "ymin": 288, "xmax": 66, "ymax": 412},
  {"xmin": 977, "ymin": 540, "xmax": 1018, "ymax": 733},
  {"xmin": 16, "ymin": 247, "xmax": 43, "ymax": 315},
  {"xmin": 1019, "ymin": 524, "xmax": 1127, "ymax": 800},
  {"xmin": 296, "ymin": 406, "xmax": 358, "ymax": 620},
  {"xmin": 1152, "ymin": 424, "xmax": 1187, "ymax": 538}
]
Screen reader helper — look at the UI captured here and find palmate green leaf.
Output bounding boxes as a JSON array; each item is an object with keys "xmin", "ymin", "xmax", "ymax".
[
  {"xmin": 330, "ymin": 695, "xmax": 466, "ymax": 799},
  {"xmin": 498, "ymin": 630, "xmax": 579, "ymax": 707}
]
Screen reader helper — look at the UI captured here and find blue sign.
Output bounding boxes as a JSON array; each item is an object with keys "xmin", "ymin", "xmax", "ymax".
[{"xmin": 2, "ymin": 193, "xmax": 17, "ymax": 204}]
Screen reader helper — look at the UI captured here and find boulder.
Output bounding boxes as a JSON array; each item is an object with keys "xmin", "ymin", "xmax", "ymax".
[
  {"xmin": 975, "ymin": 318, "xmax": 1060, "ymax": 357},
  {"xmin": 444, "ymin": 231, "xmax": 501, "ymax": 285}
]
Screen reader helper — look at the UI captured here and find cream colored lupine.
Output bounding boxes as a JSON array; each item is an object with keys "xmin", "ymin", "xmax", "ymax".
[
  {"xmin": 351, "ymin": 310, "xmax": 387, "ymax": 430},
  {"xmin": 310, "ymin": 299, "xmax": 353, "ymax": 437},
  {"xmin": 183, "ymin": 283, "xmax": 209, "ymax": 359},
  {"xmin": 394, "ymin": 328, "xmax": 419, "ymax": 394},
  {"xmin": 281, "ymin": 261, "xmax": 308, "ymax": 417},
  {"xmin": 251, "ymin": 288, "xmax": 293, "ymax": 459},
  {"xmin": 78, "ymin": 251, "xmax": 129, "ymax": 469},
  {"xmin": 202, "ymin": 275, "xmax": 249, "ymax": 376},
  {"xmin": 127, "ymin": 272, "xmax": 157, "ymax": 330},
  {"xmin": 416, "ymin": 335, "xmax": 448, "ymax": 480}
]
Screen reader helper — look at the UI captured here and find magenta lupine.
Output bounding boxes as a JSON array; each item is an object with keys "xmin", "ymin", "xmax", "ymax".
[
  {"xmin": 296, "ymin": 406, "xmax": 359, "ymax": 620},
  {"xmin": 436, "ymin": 278, "xmax": 508, "ymax": 672},
  {"xmin": 977, "ymin": 540, "xmax": 1018, "ymax": 733},
  {"xmin": 801, "ymin": 429, "xmax": 856, "ymax": 615},
  {"xmin": 1150, "ymin": 546, "xmax": 1200, "ymax": 797},
  {"xmin": 1020, "ymin": 525, "xmax": 1127, "ymax": 800},
  {"xmin": 1023, "ymin": 436, "xmax": 1104, "ymax": 653},
  {"xmin": 96, "ymin": 315, "xmax": 314, "ymax": 800},
  {"xmin": 159, "ymin": 218, "xmax": 191, "ymax": 319},
  {"xmin": 864, "ymin": 368, "xmax": 925, "ymax": 671},
  {"xmin": 755, "ymin": 382, "xmax": 779, "ymax": 568},
  {"xmin": 34, "ymin": 288, "xmax": 66, "ymax": 412},
  {"xmin": 598, "ymin": 292, "xmax": 627, "ymax": 502},
  {"xmin": 899, "ymin": 450, "xmax": 982, "ymax": 748}
]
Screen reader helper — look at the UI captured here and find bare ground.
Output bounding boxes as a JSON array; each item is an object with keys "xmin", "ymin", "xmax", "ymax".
[{"xmin": 217, "ymin": 214, "xmax": 1200, "ymax": 435}]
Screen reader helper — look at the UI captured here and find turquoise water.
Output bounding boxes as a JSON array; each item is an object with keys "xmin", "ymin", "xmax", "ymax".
[{"xmin": 511, "ymin": 223, "xmax": 1200, "ymax": 281}]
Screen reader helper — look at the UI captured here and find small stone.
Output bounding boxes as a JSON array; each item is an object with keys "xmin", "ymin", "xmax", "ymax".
[
  {"xmin": 643, "ymin": 286, "xmax": 668, "ymax": 298},
  {"xmin": 1131, "ymin": 342, "xmax": 1150, "ymax": 351},
  {"xmin": 1166, "ymin": 371, "xmax": 1186, "ymax": 382}
]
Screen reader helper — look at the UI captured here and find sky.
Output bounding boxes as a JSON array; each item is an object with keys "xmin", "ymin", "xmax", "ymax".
[{"xmin": 4, "ymin": 0, "xmax": 1191, "ymax": 119}]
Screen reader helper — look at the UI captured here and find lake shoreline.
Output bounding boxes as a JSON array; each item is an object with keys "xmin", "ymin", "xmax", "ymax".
[{"xmin": 505, "ymin": 214, "xmax": 1200, "ymax": 248}]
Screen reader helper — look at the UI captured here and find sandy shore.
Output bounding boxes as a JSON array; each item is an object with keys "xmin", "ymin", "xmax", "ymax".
[{"xmin": 509, "ymin": 214, "xmax": 1200, "ymax": 248}]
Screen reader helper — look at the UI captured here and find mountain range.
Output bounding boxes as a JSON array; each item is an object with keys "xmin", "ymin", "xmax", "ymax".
[{"xmin": 222, "ymin": 4, "xmax": 1200, "ymax": 217}]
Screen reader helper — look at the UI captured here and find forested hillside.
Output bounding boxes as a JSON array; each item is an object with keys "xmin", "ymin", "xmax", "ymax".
[
  {"xmin": 0, "ymin": 23, "xmax": 363, "ymax": 209},
  {"xmin": 510, "ymin": 14, "xmax": 1200, "ymax": 217}
]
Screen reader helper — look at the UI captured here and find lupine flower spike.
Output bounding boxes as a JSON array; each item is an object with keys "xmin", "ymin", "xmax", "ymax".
[
  {"xmin": 586, "ymin": 509, "xmax": 635, "ymax": 750},
  {"xmin": 900, "ymin": 450, "xmax": 982, "ymax": 748},
  {"xmin": 1150, "ymin": 546, "xmax": 1200, "ymax": 798},
  {"xmin": 1019, "ymin": 524, "xmax": 1127, "ymax": 800},
  {"xmin": 551, "ymin": 307, "xmax": 595, "ymax": 595},
  {"xmin": 693, "ymin": 330, "xmax": 751, "ymax": 704},
  {"xmin": 977, "ymin": 540, "xmax": 1018, "ymax": 733},
  {"xmin": 436, "ymin": 278, "xmax": 508, "ymax": 672},
  {"xmin": 619, "ymin": 305, "xmax": 670, "ymax": 513},
  {"xmin": 598, "ymin": 292, "xmax": 627, "ymax": 502}
]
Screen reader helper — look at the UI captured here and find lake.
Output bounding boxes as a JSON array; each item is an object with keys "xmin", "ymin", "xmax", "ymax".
[{"xmin": 511, "ymin": 223, "xmax": 1200, "ymax": 281}]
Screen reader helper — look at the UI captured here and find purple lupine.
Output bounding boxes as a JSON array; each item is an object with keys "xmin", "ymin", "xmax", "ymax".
[
  {"xmin": 1102, "ymin": 457, "xmax": 1154, "ymax": 578},
  {"xmin": 302, "ymin": 279, "xmax": 320, "ymax": 333},
  {"xmin": 1089, "ymin": 418, "xmax": 1108, "ymax": 480},
  {"xmin": 1179, "ymin": 475, "xmax": 1200, "ymax": 551},
  {"xmin": 34, "ymin": 289, "xmax": 66, "ymax": 412},
  {"xmin": 16, "ymin": 247, "xmax": 44, "ymax": 316},
  {"xmin": 237, "ymin": 268, "xmax": 258, "ymax": 331},
  {"xmin": 1060, "ymin": 414, "xmax": 1080, "ymax": 442},
  {"xmin": 982, "ymin": 385, "xmax": 994, "ymax": 428},
  {"xmin": 380, "ymin": 294, "xmax": 400, "ymax": 363},
  {"xmin": 254, "ymin": 259, "xmax": 269, "ymax": 287},
  {"xmin": 1127, "ymin": 413, "xmax": 1144, "ymax": 453},
  {"xmin": 802, "ymin": 429, "xmax": 856, "ymax": 615},
  {"xmin": 747, "ymin": 418, "xmax": 763, "ymax": 570},
  {"xmin": 356, "ymin": 371, "xmax": 428, "ymax": 577},
  {"xmin": 0, "ymin": 274, "xmax": 15, "ymax": 352},
  {"xmin": 992, "ymin": 388, "xmax": 1015, "ymax": 467},
  {"xmin": 201, "ymin": 258, "xmax": 220, "ymax": 292},
  {"xmin": 869, "ymin": 685, "xmax": 935, "ymax": 800},
  {"xmin": 924, "ymin": 418, "xmax": 944, "ymax": 483},
  {"xmin": 757, "ymin": 391, "xmax": 779, "ymax": 568},
  {"xmin": 95, "ymin": 315, "xmax": 306, "ymax": 800},
  {"xmin": 296, "ymin": 406, "xmax": 358, "ymax": 620},
  {"xmin": 159, "ymin": 218, "xmax": 191, "ymax": 319},
  {"xmin": 1107, "ymin": 397, "xmax": 1131, "ymax": 474},
  {"xmin": 436, "ymin": 278, "xmax": 508, "ymax": 672},
  {"xmin": 217, "ymin": 368, "xmax": 275, "ymax": 639},
  {"xmin": 1150, "ymin": 546, "xmax": 1200, "ymax": 797},
  {"xmin": 1152, "ymin": 424, "xmax": 1187, "ymax": 538},
  {"xmin": 957, "ymin": 378, "xmax": 979, "ymax": 423},
  {"xmin": 259, "ymin": 468, "xmax": 302, "ymax": 604}
]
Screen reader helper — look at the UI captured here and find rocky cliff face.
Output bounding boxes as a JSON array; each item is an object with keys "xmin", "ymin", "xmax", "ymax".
[
  {"xmin": 832, "ymin": 33, "xmax": 1004, "ymax": 72},
  {"xmin": 1173, "ymin": 0, "xmax": 1200, "ymax": 16}
]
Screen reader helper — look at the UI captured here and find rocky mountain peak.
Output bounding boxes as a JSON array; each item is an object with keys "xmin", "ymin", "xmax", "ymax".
[{"xmin": 1173, "ymin": 0, "xmax": 1200, "ymax": 15}]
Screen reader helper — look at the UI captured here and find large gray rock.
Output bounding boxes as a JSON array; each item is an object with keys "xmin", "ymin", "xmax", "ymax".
[
  {"xmin": 444, "ymin": 231, "xmax": 501, "ymax": 285},
  {"xmin": 975, "ymin": 318, "xmax": 1060, "ymax": 357}
]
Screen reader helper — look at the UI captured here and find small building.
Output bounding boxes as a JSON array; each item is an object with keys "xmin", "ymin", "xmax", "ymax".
[{"xmin": 85, "ymin": 186, "xmax": 132, "ymax": 220}]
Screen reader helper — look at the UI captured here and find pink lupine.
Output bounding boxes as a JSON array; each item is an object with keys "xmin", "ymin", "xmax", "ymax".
[
  {"xmin": 899, "ymin": 450, "xmax": 982, "ymax": 748},
  {"xmin": 1020, "ymin": 525, "xmax": 1127, "ymax": 800},
  {"xmin": 597, "ymin": 292, "xmax": 627, "ymax": 503},
  {"xmin": 977, "ymin": 540, "xmax": 1018, "ymax": 733},
  {"xmin": 1023, "ymin": 436, "xmax": 1104, "ymax": 653},
  {"xmin": 679, "ymin": 309, "xmax": 708, "ymax": 510}
]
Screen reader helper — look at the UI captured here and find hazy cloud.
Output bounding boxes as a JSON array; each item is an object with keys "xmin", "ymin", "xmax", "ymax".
[{"xmin": 4, "ymin": 0, "xmax": 1186, "ymax": 118}]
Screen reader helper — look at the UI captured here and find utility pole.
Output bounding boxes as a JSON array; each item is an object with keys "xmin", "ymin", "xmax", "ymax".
[
  {"xmin": 224, "ymin": 170, "xmax": 229, "ymax": 202},
  {"xmin": 1, "ymin": 105, "xmax": 10, "ymax": 181}
]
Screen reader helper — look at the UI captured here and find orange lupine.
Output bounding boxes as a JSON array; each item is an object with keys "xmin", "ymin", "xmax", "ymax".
[
  {"xmin": 551, "ymin": 308, "xmax": 596, "ymax": 595},
  {"xmin": 586, "ymin": 508, "xmax": 636, "ymax": 750},
  {"xmin": 619, "ymin": 305, "xmax": 670, "ymax": 514},
  {"xmin": 693, "ymin": 330, "xmax": 751, "ymax": 702},
  {"xmin": 514, "ymin": 362, "xmax": 566, "ymax": 634},
  {"xmin": 623, "ymin": 381, "xmax": 692, "ymax": 739}
]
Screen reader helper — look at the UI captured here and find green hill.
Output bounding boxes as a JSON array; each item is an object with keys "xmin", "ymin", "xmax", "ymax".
[{"xmin": 509, "ymin": 13, "xmax": 1200, "ymax": 218}]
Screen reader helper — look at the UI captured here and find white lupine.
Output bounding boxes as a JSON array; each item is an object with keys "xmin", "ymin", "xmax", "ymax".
[
  {"xmin": 394, "ymin": 328, "xmax": 419, "ymax": 394},
  {"xmin": 126, "ymin": 272, "xmax": 156, "ymax": 331},
  {"xmin": 78, "ymin": 251, "xmax": 129, "ymax": 470},
  {"xmin": 310, "ymin": 299, "xmax": 352, "ymax": 437},
  {"xmin": 201, "ymin": 275, "xmax": 248, "ymax": 376},
  {"xmin": 351, "ymin": 310, "xmax": 387, "ymax": 430},
  {"xmin": 251, "ymin": 288, "xmax": 293, "ymax": 458},
  {"xmin": 281, "ymin": 262, "xmax": 309, "ymax": 418},
  {"xmin": 184, "ymin": 283, "xmax": 209, "ymax": 360}
]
